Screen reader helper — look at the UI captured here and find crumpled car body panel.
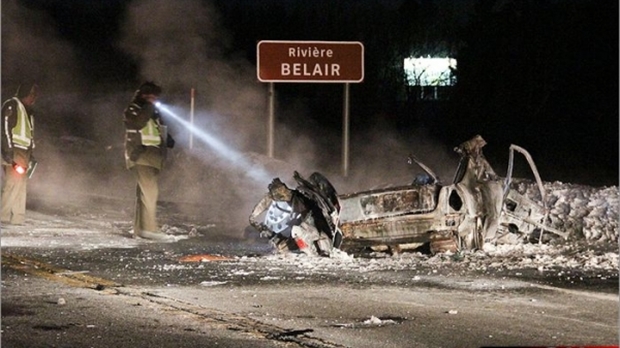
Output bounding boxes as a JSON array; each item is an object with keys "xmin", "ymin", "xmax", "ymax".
[
  {"xmin": 251, "ymin": 136, "xmax": 566, "ymax": 255},
  {"xmin": 335, "ymin": 136, "xmax": 566, "ymax": 253}
]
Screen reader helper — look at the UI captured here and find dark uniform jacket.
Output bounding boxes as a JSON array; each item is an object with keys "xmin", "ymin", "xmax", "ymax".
[{"xmin": 123, "ymin": 95, "xmax": 173, "ymax": 170}]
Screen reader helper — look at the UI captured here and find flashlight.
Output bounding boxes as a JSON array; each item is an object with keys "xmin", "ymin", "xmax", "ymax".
[
  {"xmin": 155, "ymin": 101, "xmax": 161, "ymax": 107},
  {"xmin": 12, "ymin": 162, "xmax": 26, "ymax": 175}
]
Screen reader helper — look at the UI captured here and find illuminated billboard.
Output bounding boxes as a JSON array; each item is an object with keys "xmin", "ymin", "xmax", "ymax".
[{"xmin": 404, "ymin": 57, "xmax": 457, "ymax": 87}]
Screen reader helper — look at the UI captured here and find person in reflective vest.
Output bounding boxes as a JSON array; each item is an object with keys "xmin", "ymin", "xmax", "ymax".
[
  {"xmin": 123, "ymin": 81, "xmax": 175, "ymax": 240},
  {"xmin": 1, "ymin": 82, "xmax": 39, "ymax": 225}
]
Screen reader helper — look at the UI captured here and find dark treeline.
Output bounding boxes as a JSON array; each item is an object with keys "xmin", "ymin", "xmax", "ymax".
[
  {"xmin": 8, "ymin": 0, "xmax": 618, "ymax": 185},
  {"xmin": 449, "ymin": 0, "xmax": 618, "ymax": 184},
  {"xmin": 214, "ymin": 0, "xmax": 618, "ymax": 185}
]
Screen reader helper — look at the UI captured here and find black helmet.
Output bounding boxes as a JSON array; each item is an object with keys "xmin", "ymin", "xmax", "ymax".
[
  {"xmin": 138, "ymin": 81, "xmax": 162, "ymax": 96},
  {"xmin": 268, "ymin": 178, "xmax": 292, "ymax": 201},
  {"xmin": 15, "ymin": 82, "xmax": 39, "ymax": 99}
]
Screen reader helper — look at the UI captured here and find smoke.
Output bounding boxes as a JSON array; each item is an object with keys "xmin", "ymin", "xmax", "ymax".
[
  {"xmin": 119, "ymin": 1, "xmax": 221, "ymax": 88},
  {"xmin": 0, "ymin": 0, "xmax": 117, "ymax": 215},
  {"xmin": 118, "ymin": 0, "xmax": 272, "ymax": 156},
  {"xmin": 117, "ymin": 0, "xmax": 303, "ymax": 229},
  {"xmin": 2, "ymin": 0, "xmax": 463, "ymax": 235},
  {"xmin": 117, "ymin": 0, "xmax": 461, "ymax": 197},
  {"xmin": 328, "ymin": 120, "xmax": 459, "ymax": 193},
  {"xmin": 1, "ymin": 0, "xmax": 97, "ymax": 142},
  {"xmin": 1, "ymin": 0, "xmax": 87, "ymax": 96}
]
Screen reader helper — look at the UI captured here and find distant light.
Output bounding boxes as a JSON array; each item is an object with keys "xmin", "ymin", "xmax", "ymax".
[
  {"xmin": 404, "ymin": 57, "xmax": 457, "ymax": 87},
  {"xmin": 155, "ymin": 101, "xmax": 161, "ymax": 107}
]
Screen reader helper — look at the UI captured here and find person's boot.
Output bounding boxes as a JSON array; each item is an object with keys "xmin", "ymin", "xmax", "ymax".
[{"xmin": 137, "ymin": 230, "xmax": 175, "ymax": 241}]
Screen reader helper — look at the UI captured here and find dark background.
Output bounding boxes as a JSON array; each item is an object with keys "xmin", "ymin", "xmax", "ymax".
[{"xmin": 2, "ymin": 0, "xmax": 618, "ymax": 187}]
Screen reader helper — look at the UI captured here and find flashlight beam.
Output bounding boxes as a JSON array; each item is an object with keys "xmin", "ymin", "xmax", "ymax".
[
  {"xmin": 158, "ymin": 103, "xmax": 271, "ymax": 182},
  {"xmin": 190, "ymin": 88, "xmax": 195, "ymax": 150}
]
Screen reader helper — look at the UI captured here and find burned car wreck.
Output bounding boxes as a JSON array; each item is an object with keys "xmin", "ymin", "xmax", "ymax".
[
  {"xmin": 250, "ymin": 135, "xmax": 567, "ymax": 256},
  {"xmin": 249, "ymin": 171, "xmax": 343, "ymax": 256}
]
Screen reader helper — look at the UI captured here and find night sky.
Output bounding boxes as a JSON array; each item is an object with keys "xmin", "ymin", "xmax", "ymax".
[{"xmin": 2, "ymin": 0, "xmax": 618, "ymax": 186}]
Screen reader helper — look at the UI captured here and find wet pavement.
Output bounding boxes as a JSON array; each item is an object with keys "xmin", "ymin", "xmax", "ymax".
[{"xmin": 4, "ymin": 234, "xmax": 618, "ymax": 294}]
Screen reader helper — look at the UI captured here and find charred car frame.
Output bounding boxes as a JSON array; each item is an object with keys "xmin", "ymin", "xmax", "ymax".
[{"xmin": 252, "ymin": 135, "xmax": 567, "ymax": 256}]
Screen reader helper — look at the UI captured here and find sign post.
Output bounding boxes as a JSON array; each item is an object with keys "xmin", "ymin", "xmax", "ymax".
[
  {"xmin": 257, "ymin": 40, "xmax": 364, "ymax": 176},
  {"xmin": 267, "ymin": 82, "xmax": 275, "ymax": 158}
]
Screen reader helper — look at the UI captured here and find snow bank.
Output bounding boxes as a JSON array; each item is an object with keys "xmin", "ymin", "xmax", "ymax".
[
  {"xmin": 514, "ymin": 181, "xmax": 619, "ymax": 242},
  {"xmin": 226, "ymin": 241, "xmax": 618, "ymax": 276}
]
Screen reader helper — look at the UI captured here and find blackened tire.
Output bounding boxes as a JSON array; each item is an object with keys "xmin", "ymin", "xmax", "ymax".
[{"xmin": 309, "ymin": 172, "xmax": 340, "ymax": 211}]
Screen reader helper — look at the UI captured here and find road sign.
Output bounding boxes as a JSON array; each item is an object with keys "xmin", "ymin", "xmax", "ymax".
[{"xmin": 257, "ymin": 40, "xmax": 364, "ymax": 83}]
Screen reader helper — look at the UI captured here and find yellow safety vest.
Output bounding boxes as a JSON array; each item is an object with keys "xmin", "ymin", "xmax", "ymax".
[
  {"xmin": 3, "ymin": 97, "xmax": 33, "ymax": 150},
  {"xmin": 140, "ymin": 118, "xmax": 161, "ymax": 146}
]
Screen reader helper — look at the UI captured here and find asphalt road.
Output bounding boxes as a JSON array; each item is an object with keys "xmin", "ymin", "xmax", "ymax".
[
  {"xmin": 1, "ymin": 197, "xmax": 618, "ymax": 348},
  {"xmin": 2, "ymin": 252, "xmax": 618, "ymax": 348}
]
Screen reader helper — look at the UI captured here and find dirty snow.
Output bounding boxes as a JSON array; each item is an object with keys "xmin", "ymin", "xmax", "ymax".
[
  {"xmin": 223, "ymin": 181, "xmax": 619, "ymax": 277},
  {"xmin": 224, "ymin": 241, "xmax": 618, "ymax": 280},
  {"xmin": 522, "ymin": 181, "xmax": 619, "ymax": 242}
]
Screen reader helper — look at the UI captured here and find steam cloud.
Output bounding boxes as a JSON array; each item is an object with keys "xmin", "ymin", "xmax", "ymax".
[{"xmin": 2, "ymin": 0, "xmax": 457, "ymax": 233}]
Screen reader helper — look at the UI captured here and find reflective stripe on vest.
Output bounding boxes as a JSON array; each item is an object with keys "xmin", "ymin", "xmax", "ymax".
[
  {"xmin": 3, "ymin": 98, "xmax": 33, "ymax": 150},
  {"xmin": 140, "ymin": 118, "xmax": 161, "ymax": 146}
]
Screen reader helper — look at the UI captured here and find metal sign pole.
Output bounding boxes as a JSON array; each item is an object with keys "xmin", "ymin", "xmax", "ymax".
[
  {"xmin": 256, "ymin": 41, "xmax": 363, "ymax": 164},
  {"xmin": 342, "ymin": 83, "xmax": 350, "ymax": 177},
  {"xmin": 268, "ymin": 82, "xmax": 275, "ymax": 158}
]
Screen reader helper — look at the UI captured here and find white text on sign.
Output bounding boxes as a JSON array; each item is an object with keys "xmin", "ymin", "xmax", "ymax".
[
  {"xmin": 288, "ymin": 47, "xmax": 334, "ymax": 58},
  {"xmin": 281, "ymin": 63, "xmax": 341, "ymax": 77},
  {"xmin": 257, "ymin": 40, "xmax": 364, "ymax": 82}
]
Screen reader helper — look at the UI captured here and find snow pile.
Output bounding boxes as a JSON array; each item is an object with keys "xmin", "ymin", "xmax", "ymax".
[
  {"xmin": 514, "ymin": 181, "xmax": 619, "ymax": 242},
  {"xmin": 229, "ymin": 241, "xmax": 618, "ymax": 277},
  {"xmin": 331, "ymin": 316, "xmax": 401, "ymax": 328},
  {"xmin": 362, "ymin": 316, "xmax": 397, "ymax": 326},
  {"xmin": 477, "ymin": 243, "xmax": 618, "ymax": 272}
]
